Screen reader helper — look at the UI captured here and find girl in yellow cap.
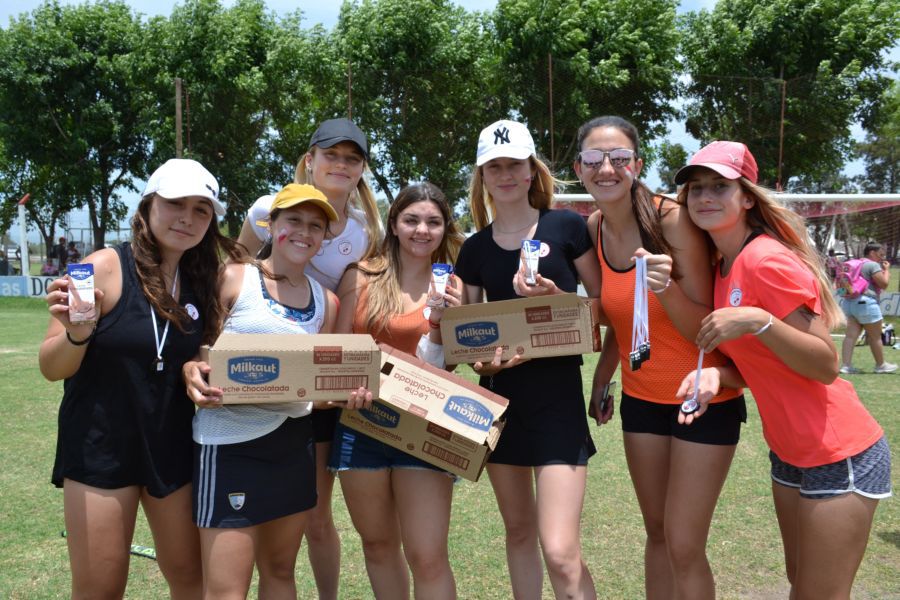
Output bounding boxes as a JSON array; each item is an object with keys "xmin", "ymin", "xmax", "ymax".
[{"xmin": 183, "ymin": 183, "xmax": 373, "ymax": 598}]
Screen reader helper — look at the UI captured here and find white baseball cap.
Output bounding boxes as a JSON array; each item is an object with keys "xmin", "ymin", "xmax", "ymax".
[
  {"xmin": 476, "ymin": 119, "xmax": 536, "ymax": 166},
  {"xmin": 143, "ymin": 159, "xmax": 225, "ymax": 216}
]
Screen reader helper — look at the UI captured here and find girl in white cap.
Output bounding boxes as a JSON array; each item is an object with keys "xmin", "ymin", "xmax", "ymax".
[
  {"xmin": 675, "ymin": 141, "xmax": 891, "ymax": 599},
  {"xmin": 237, "ymin": 118, "xmax": 382, "ymax": 600},
  {"xmin": 39, "ymin": 158, "xmax": 242, "ymax": 598},
  {"xmin": 183, "ymin": 183, "xmax": 373, "ymax": 598},
  {"xmin": 577, "ymin": 117, "xmax": 744, "ymax": 600},
  {"xmin": 454, "ymin": 119, "xmax": 602, "ymax": 599}
]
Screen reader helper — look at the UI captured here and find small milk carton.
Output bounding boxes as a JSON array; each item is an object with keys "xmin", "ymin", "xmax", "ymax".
[{"xmin": 67, "ymin": 263, "xmax": 97, "ymax": 324}]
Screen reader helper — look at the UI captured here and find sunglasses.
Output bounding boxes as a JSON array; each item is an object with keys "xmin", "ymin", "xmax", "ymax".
[{"xmin": 578, "ymin": 148, "xmax": 635, "ymax": 169}]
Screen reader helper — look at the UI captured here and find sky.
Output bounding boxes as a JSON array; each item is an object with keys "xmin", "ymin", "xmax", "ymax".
[{"xmin": 0, "ymin": 0, "xmax": 889, "ymax": 246}]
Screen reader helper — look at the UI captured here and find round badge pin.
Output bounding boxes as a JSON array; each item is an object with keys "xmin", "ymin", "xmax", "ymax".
[
  {"xmin": 185, "ymin": 303, "xmax": 200, "ymax": 320},
  {"xmin": 539, "ymin": 242, "xmax": 550, "ymax": 257}
]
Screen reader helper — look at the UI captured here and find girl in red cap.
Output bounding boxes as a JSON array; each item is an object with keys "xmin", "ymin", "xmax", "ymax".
[
  {"xmin": 236, "ymin": 118, "xmax": 382, "ymax": 600},
  {"xmin": 675, "ymin": 141, "xmax": 891, "ymax": 599},
  {"xmin": 577, "ymin": 117, "xmax": 745, "ymax": 600}
]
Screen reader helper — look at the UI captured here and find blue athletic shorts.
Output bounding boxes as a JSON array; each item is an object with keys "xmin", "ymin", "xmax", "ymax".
[
  {"xmin": 770, "ymin": 436, "xmax": 892, "ymax": 500},
  {"xmin": 840, "ymin": 295, "xmax": 883, "ymax": 325}
]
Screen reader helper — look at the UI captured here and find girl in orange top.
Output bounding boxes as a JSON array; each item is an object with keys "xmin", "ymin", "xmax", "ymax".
[
  {"xmin": 576, "ymin": 116, "xmax": 744, "ymax": 600},
  {"xmin": 675, "ymin": 141, "xmax": 890, "ymax": 599},
  {"xmin": 330, "ymin": 183, "xmax": 465, "ymax": 599}
]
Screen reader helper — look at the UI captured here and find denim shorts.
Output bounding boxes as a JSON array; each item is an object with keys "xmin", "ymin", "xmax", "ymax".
[
  {"xmin": 840, "ymin": 295, "xmax": 883, "ymax": 325},
  {"xmin": 328, "ymin": 421, "xmax": 451, "ymax": 475},
  {"xmin": 770, "ymin": 437, "xmax": 892, "ymax": 500}
]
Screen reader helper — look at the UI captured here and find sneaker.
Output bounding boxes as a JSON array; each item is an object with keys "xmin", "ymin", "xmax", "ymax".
[
  {"xmin": 839, "ymin": 365, "xmax": 862, "ymax": 374},
  {"xmin": 874, "ymin": 362, "xmax": 898, "ymax": 374}
]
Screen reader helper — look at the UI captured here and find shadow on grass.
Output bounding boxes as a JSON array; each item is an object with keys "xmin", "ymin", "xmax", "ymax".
[{"xmin": 876, "ymin": 529, "xmax": 900, "ymax": 550}]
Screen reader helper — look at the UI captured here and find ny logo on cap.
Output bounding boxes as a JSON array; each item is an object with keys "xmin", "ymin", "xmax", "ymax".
[{"xmin": 493, "ymin": 126, "xmax": 511, "ymax": 145}]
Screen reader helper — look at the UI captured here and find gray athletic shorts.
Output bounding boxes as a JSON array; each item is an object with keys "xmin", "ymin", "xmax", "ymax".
[{"xmin": 770, "ymin": 436, "xmax": 892, "ymax": 500}]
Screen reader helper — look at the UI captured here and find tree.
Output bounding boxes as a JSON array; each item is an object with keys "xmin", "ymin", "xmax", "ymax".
[
  {"xmin": 679, "ymin": 0, "xmax": 900, "ymax": 188},
  {"xmin": 142, "ymin": 0, "xmax": 279, "ymax": 233},
  {"xmin": 0, "ymin": 0, "xmax": 150, "ymax": 251},
  {"xmin": 654, "ymin": 141, "xmax": 688, "ymax": 193},
  {"xmin": 491, "ymin": 0, "xmax": 681, "ymax": 175},
  {"xmin": 856, "ymin": 79, "xmax": 900, "ymax": 194},
  {"xmin": 335, "ymin": 0, "xmax": 497, "ymax": 205}
]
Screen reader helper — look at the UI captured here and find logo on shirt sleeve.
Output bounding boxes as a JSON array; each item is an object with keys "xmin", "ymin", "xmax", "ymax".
[{"xmin": 729, "ymin": 286, "xmax": 743, "ymax": 306}]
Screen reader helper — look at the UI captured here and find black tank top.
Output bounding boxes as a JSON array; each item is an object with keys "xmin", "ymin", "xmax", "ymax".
[{"xmin": 54, "ymin": 243, "xmax": 203, "ymax": 495}]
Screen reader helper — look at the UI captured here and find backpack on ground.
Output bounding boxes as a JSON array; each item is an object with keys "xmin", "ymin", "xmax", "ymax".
[{"xmin": 835, "ymin": 258, "xmax": 871, "ymax": 299}]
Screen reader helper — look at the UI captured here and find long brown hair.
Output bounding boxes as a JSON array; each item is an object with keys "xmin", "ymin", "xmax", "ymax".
[
  {"xmin": 576, "ymin": 116, "xmax": 675, "ymax": 259},
  {"xmin": 294, "ymin": 147, "xmax": 383, "ymax": 260},
  {"xmin": 469, "ymin": 155, "xmax": 558, "ymax": 231},
  {"xmin": 676, "ymin": 178, "xmax": 844, "ymax": 329},
  {"xmin": 355, "ymin": 183, "xmax": 465, "ymax": 335},
  {"xmin": 131, "ymin": 194, "xmax": 246, "ymax": 344}
]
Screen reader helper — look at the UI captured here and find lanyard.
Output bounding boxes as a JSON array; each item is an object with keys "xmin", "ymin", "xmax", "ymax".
[
  {"xmin": 630, "ymin": 256, "xmax": 650, "ymax": 370},
  {"xmin": 150, "ymin": 266, "xmax": 179, "ymax": 372}
]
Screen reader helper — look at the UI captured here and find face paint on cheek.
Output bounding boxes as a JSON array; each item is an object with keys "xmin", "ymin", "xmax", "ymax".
[
  {"xmin": 276, "ymin": 228, "xmax": 288, "ymax": 244},
  {"xmin": 623, "ymin": 165, "xmax": 635, "ymax": 181}
]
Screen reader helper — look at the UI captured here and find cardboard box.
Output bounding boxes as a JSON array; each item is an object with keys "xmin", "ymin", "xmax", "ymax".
[
  {"xmin": 339, "ymin": 344, "xmax": 508, "ymax": 481},
  {"xmin": 440, "ymin": 292, "xmax": 601, "ymax": 364},
  {"xmin": 204, "ymin": 333, "xmax": 380, "ymax": 404}
]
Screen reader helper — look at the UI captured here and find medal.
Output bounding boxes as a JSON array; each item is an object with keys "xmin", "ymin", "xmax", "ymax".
[
  {"xmin": 150, "ymin": 266, "xmax": 179, "ymax": 374},
  {"xmin": 680, "ymin": 348, "xmax": 705, "ymax": 414}
]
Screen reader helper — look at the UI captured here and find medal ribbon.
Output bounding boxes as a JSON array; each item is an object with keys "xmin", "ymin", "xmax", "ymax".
[{"xmin": 150, "ymin": 266, "xmax": 179, "ymax": 371}]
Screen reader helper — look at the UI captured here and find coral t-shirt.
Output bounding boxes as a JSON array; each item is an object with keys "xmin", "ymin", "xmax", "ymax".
[{"xmin": 716, "ymin": 235, "xmax": 883, "ymax": 467}]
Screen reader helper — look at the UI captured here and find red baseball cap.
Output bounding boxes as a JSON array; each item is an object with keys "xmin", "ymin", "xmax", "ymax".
[{"xmin": 674, "ymin": 141, "xmax": 758, "ymax": 185}]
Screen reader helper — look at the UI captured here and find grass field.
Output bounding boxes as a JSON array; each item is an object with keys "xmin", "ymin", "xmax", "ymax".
[{"xmin": 0, "ymin": 296, "xmax": 897, "ymax": 599}]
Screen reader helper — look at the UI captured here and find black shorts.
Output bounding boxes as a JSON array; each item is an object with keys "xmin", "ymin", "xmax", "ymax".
[
  {"xmin": 193, "ymin": 416, "xmax": 317, "ymax": 528},
  {"xmin": 312, "ymin": 407, "xmax": 340, "ymax": 444},
  {"xmin": 620, "ymin": 393, "xmax": 746, "ymax": 446}
]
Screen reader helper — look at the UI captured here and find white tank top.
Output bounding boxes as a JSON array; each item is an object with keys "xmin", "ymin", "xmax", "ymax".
[
  {"xmin": 192, "ymin": 263, "xmax": 325, "ymax": 445},
  {"xmin": 248, "ymin": 194, "xmax": 369, "ymax": 291}
]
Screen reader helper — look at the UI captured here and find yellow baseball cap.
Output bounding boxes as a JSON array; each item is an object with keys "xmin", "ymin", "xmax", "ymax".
[{"xmin": 258, "ymin": 184, "xmax": 338, "ymax": 227}]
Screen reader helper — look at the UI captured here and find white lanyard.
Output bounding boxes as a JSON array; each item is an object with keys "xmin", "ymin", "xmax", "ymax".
[
  {"xmin": 150, "ymin": 266, "xmax": 179, "ymax": 372},
  {"xmin": 630, "ymin": 256, "xmax": 650, "ymax": 370},
  {"xmin": 681, "ymin": 348, "xmax": 705, "ymax": 413}
]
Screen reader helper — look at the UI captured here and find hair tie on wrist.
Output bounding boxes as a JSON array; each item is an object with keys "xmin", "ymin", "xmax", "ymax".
[
  {"xmin": 66, "ymin": 328, "xmax": 95, "ymax": 346},
  {"xmin": 752, "ymin": 314, "xmax": 773, "ymax": 336},
  {"xmin": 427, "ymin": 319, "xmax": 440, "ymax": 329},
  {"xmin": 651, "ymin": 278, "xmax": 671, "ymax": 294}
]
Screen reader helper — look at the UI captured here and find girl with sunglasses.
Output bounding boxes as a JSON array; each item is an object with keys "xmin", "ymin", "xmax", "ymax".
[
  {"xmin": 455, "ymin": 119, "xmax": 602, "ymax": 599},
  {"xmin": 674, "ymin": 141, "xmax": 890, "ymax": 599},
  {"xmin": 576, "ymin": 116, "xmax": 744, "ymax": 599},
  {"xmin": 236, "ymin": 118, "xmax": 382, "ymax": 600}
]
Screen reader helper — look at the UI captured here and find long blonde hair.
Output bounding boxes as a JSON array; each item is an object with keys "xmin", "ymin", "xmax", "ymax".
[
  {"xmin": 469, "ymin": 155, "xmax": 559, "ymax": 231},
  {"xmin": 294, "ymin": 147, "xmax": 382, "ymax": 259},
  {"xmin": 678, "ymin": 178, "xmax": 844, "ymax": 329},
  {"xmin": 356, "ymin": 183, "xmax": 464, "ymax": 335}
]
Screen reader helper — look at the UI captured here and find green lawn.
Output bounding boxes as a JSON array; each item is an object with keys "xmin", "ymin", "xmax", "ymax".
[{"xmin": 1, "ymin": 297, "xmax": 897, "ymax": 598}]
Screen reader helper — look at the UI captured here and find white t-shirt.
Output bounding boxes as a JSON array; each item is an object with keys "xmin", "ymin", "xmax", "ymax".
[
  {"xmin": 193, "ymin": 263, "xmax": 325, "ymax": 445},
  {"xmin": 248, "ymin": 194, "xmax": 369, "ymax": 292}
]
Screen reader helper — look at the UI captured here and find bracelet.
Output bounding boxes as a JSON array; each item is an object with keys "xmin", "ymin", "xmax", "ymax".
[
  {"xmin": 427, "ymin": 319, "xmax": 440, "ymax": 329},
  {"xmin": 650, "ymin": 278, "xmax": 672, "ymax": 294},
  {"xmin": 752, "ymin": 314, "xmax": 773, "ymax": 336},
  {"xmin": 66, "ymin": 328, "xmax": 95, "ymax": 346}
]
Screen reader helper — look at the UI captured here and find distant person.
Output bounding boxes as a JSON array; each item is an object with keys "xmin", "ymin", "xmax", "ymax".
[
  {"xmin": 839, "ymin": 243, "xmax": 897, "ymax": 374},
  {"xmin": 39, "ymin": 158, "xmax": 242, "ymax": 598},
  {"xmin": 66, "ymin": 242, "xmax": 81, "ymax": 265},
  {"xmin": 53, "ymin": 236, "xmax": 68, "ymax": 270},
  {"xmin": 675, "ymin": 141, "xmax": 892, "ymax": 599}
]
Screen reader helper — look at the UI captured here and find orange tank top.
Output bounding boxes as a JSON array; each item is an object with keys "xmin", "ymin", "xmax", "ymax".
[
  {"xmin": 597, "ymin": 212, "xmax": 741, "ymax": 405},
  {"xmin": 352, "ymin": 286, "xmax": 429, "ymax": 355}
]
